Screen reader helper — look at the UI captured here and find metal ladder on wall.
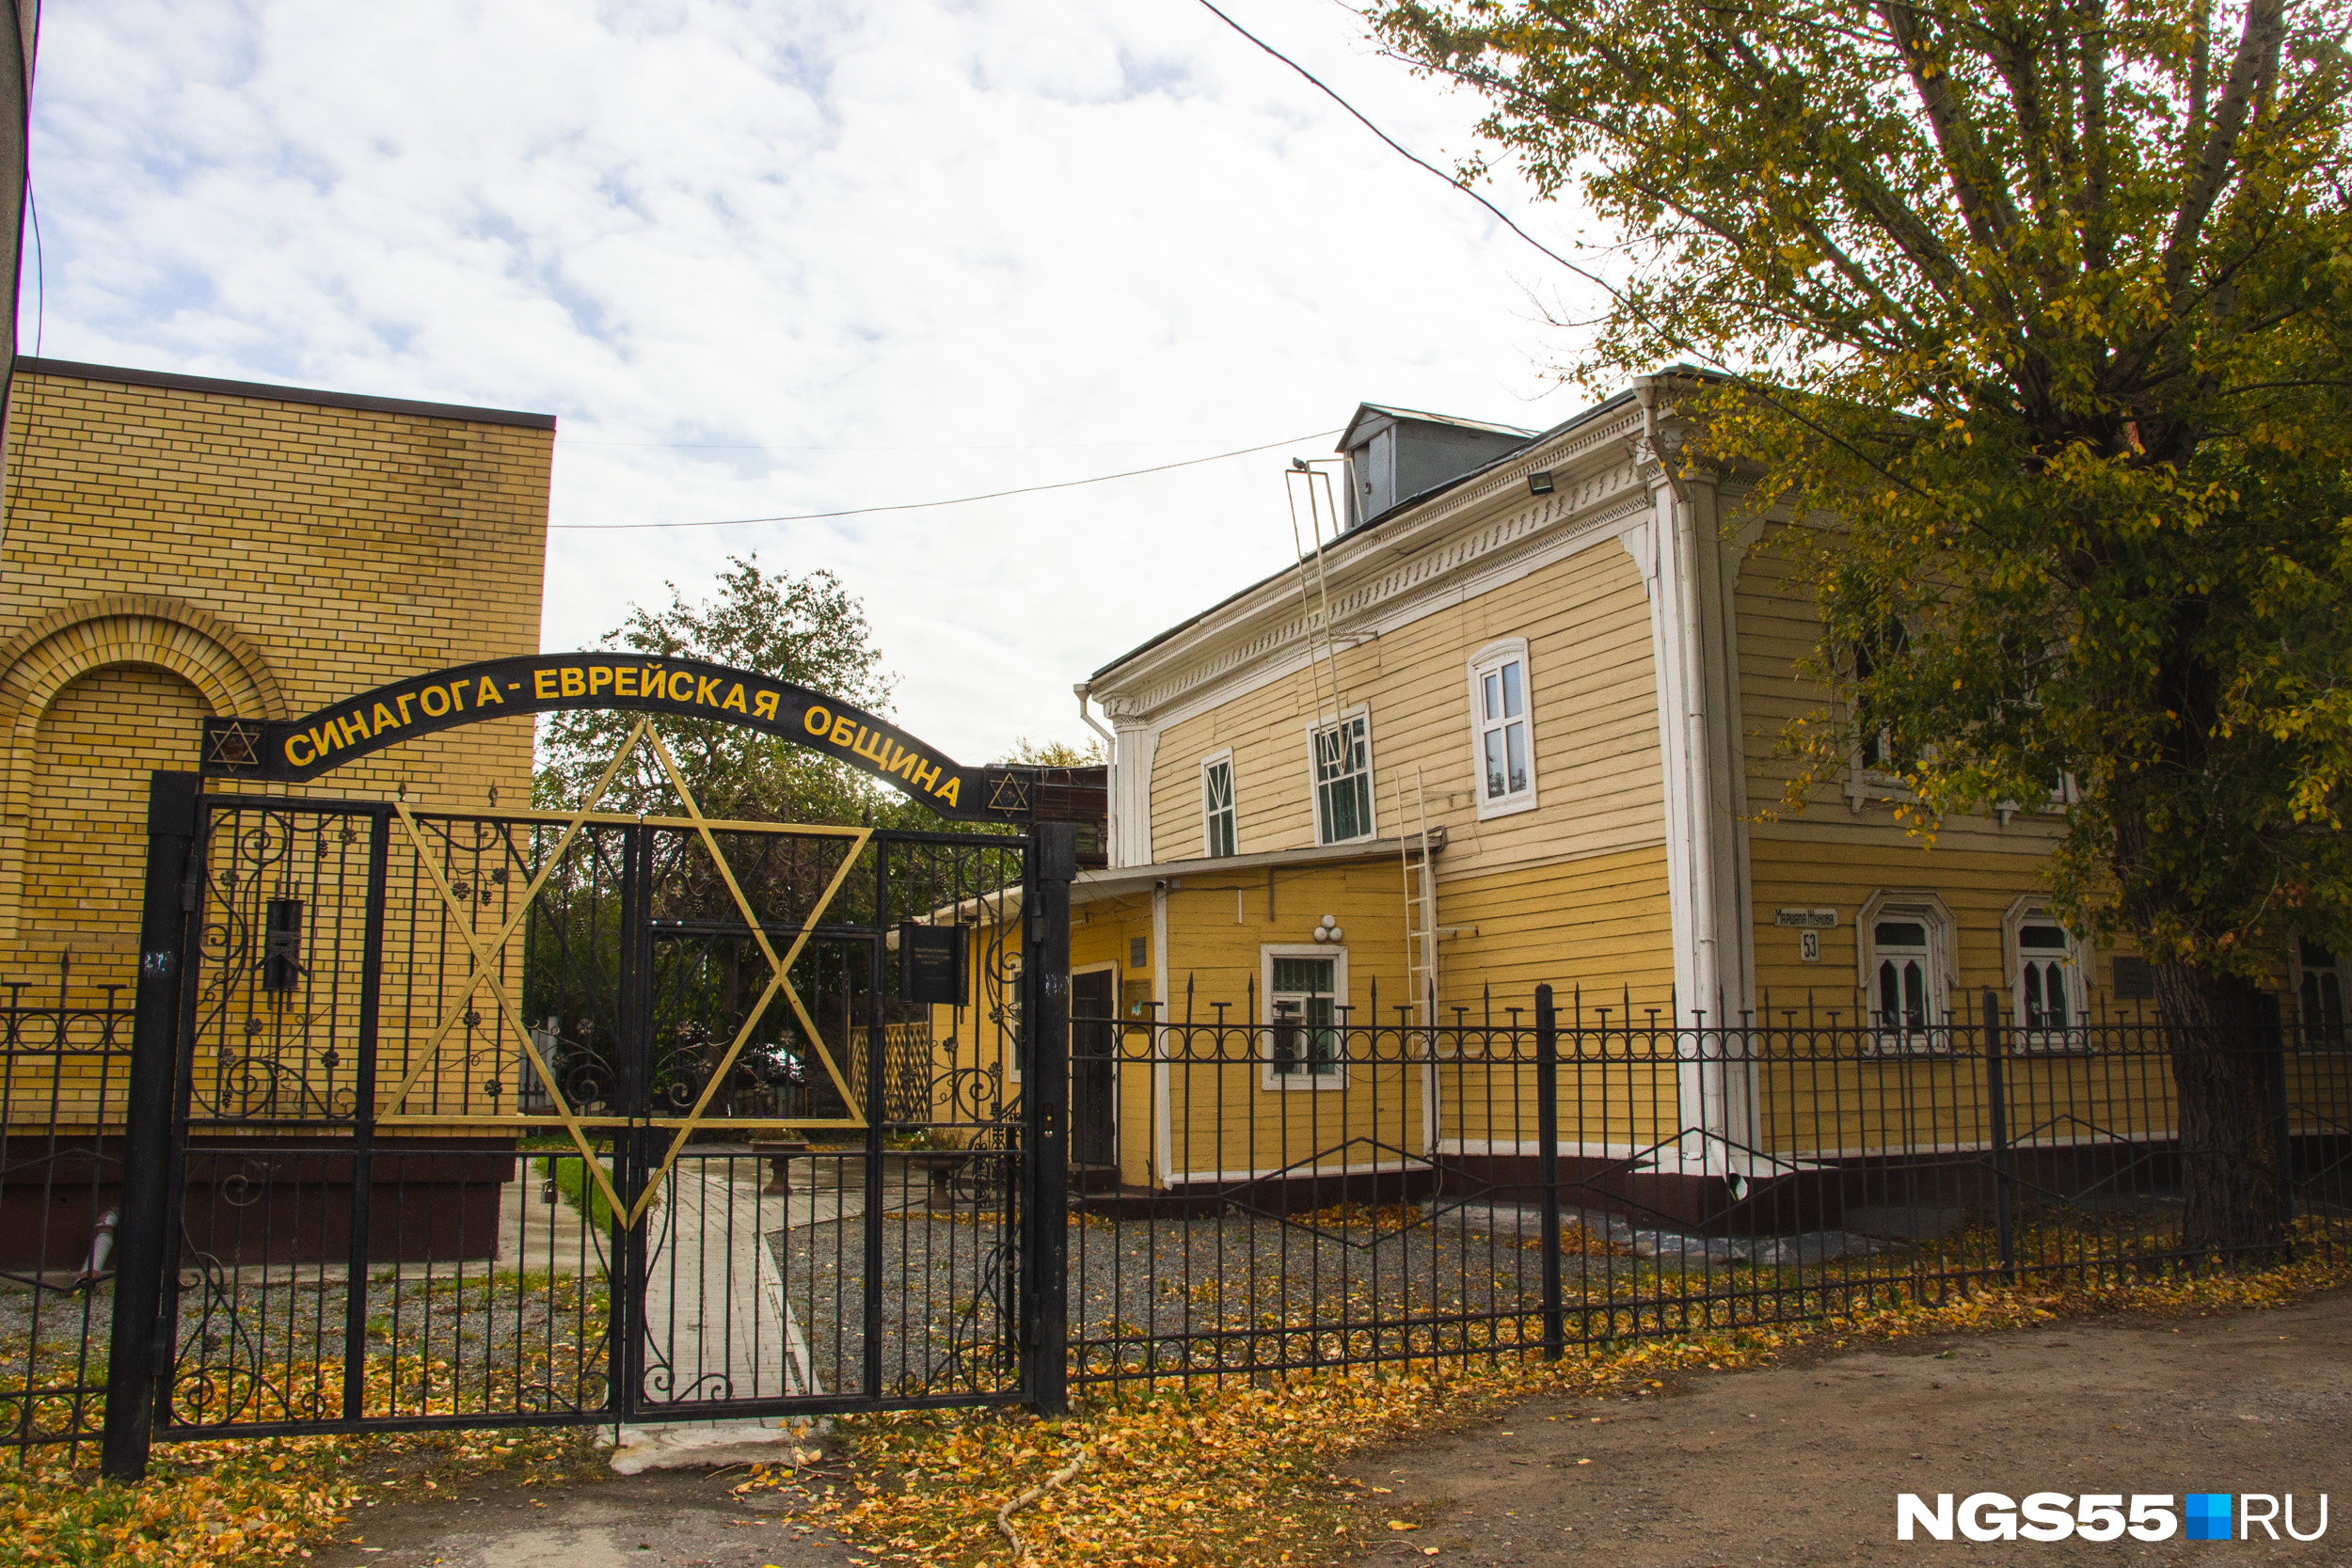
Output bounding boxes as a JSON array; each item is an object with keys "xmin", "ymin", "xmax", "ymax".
[
  {"xmin": 1285, "ymin": 460, "xmax": 1350, "ymax": 742},
  {"xmin": 1397, "ymin": 767, "xmax": 1439, "ymax": 1026}
]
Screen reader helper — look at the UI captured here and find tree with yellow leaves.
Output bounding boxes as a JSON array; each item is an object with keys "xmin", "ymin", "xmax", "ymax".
[{"xmin": 1372, "ymin": 0, "xmax": 2352, "ymax": 1259}]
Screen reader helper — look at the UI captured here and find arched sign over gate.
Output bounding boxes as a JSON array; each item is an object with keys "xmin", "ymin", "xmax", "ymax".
[
  {"xmin": 105, "ymin": 653, "xmax": 1085, "ymax": 1478},
  {"xmin": 194, "ymin": 650, "xmax": 1094, "ymax": 823}
]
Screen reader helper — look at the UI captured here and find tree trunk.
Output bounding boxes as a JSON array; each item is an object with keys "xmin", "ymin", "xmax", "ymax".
[{"xmin": 2152, "ymin": 960, "xmax": 2286, "ymax": 1263}]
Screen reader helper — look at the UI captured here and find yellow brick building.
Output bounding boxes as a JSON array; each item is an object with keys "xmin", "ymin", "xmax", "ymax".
[{"xmin": 0, "ymin": 357, "xmax": 553, "ymax": 989}]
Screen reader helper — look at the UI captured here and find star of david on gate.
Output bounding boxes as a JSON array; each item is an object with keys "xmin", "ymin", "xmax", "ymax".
[{"xmin": 378, "ymin": 717, "xmax": 873, "ymax": 1228}]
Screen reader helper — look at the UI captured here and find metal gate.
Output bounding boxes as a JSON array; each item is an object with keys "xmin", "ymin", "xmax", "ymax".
[{"xmin": 101, "ymin": 769, "xmax": 1077, "ymax": 1473}]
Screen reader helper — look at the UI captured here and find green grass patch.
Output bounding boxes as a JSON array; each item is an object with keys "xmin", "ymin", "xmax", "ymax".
[{"xmin": 535, "ymin": 1155, "xmax": 617, "ymax": 1230}]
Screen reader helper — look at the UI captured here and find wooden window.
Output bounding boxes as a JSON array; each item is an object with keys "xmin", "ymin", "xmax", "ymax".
[
  {"xmin": 1200, "ymin": 752, "xmax": 1236, "ymax": 858},
  {"xmin": 1310, "ymin": 709, "xmax": 1375, "ymax": 846},
  {"xmin": 1852, "ymin": 618, "xmax": 1910, "ymax": 774},
  {"xmin": 2296, "ymin": 938, "xmax": 2349, "ymax": 1046},
  {"xmin": 1467, "ymin": 638, "xmax": 1536, "ymax": 819},
  {"xmin": 1262, "ymin": 945, "xmax": 1347, "ymax": 1088},
  {"xmin": 2010, "ymin": 916, "xmax": 2086, "ymax": 1047},
  {"xmin": 1858, "ymin": 894, "xmax": 1950, "ymax": 1053}
]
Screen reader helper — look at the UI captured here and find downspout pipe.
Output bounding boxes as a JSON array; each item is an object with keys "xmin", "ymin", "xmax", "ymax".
[{"xmin": 1075, "ymin": 682, "xmax": 1118, "ymax": 864}]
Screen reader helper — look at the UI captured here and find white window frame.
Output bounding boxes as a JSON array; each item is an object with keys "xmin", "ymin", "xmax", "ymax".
[
  {"xmin": 1260, "ymin": 943, "xmax": 1349, "ymax": 1090},
  {"xmin": 2291, "ymin": 936, "xmax": 2352, "ymax": 1048},
  {"xmin": 1465, "ymin": 637, "xmax": 1537, "ymax": 820},
  {"xmin": 1855, "ymin": 890, "xmax": 1955, "ymax": 1053},
  {"xmin": 1306, "ymin": 705, "xmax": 1376, "ymax": 847},
  {"xmin": 2002, "ymin": 895, "xmax": 2091, "ymax": 1050},
  {"xmin": 1200, "ymin": 749, "xmax": 1237, "ymax": 859},
  {"xmin": 1841, "ymin": 622, "xmax": 1919, "ymax": 813}
]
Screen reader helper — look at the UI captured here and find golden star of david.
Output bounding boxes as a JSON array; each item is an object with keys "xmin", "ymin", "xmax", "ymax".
[{"xmin": 380, "ymin": 718, "xmax": 872, "ymax": 1230}]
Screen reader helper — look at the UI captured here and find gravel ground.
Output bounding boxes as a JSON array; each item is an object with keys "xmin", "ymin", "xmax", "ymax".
[
  {"xmin": 6, "ymin": 1195, "xmax": 2176, "ymax": 1429},
  {"xmin": 0, "ymin": 1266, "xmax": 612, "ymax": 1431},
  {"xmin": 768, "ymin": 1204, "xmax": 1818, "ymax": 1393},
  {"xmin": 771, "ymin": 1215, "xmax": 1016, "ymax": 1399}
]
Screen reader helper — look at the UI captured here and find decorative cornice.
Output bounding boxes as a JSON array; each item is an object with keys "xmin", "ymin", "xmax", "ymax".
[{"xmin": 1095, "ymin": 405, "xmax": 1664, "ymax": 725}]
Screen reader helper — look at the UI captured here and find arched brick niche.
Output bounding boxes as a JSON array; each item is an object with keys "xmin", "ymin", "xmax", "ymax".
[{"xmin": 0, "ymin": 597, "xmax": 286, "ymax": 953}]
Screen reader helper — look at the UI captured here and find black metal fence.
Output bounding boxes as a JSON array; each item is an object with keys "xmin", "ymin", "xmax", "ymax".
[
  {"xmin": 1067, "ymin": 985, "xmax": 2352, "ymax": 1384},
  {"xmin": 0, "ymin": 978, "xmax": 135, "ymax": 1450},
  {"xmin": 8, "ymin": 964, "xmax": 2351, "ymax": 1457}
]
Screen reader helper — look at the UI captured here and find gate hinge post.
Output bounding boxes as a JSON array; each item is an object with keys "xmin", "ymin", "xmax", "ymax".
[
  {"xmin": 1020, "ymin": 822, "xmax": 1076, "ymax": 1417},
  {"xmin": 103, "ymin": 770, "xmax": 203, "ymax": 1481}
]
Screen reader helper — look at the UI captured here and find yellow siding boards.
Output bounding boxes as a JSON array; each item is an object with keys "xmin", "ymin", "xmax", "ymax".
[
  {"xmin": 1149, "ymin": 542, "xmax": 1664, "ymax": 879},
  {"xmin": 1734, "ymin": 536, "xmax": 2065, "ymax": 857}
]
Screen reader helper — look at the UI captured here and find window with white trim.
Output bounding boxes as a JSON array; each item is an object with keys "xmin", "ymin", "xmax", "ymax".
[
  {"xmin": 1858, "ymin": 893, "xmax": 1951, "ymax": 1052},
  {"xmin": 1200, "ymin": 752, "xmax": 1236, "ymax": 858},
  {"xmin": 2011, "ymin": 918, "xmax": 2084, "ymax": 1041},
  {"xmin": 1467, "ymin": 639, "xmax": 1535, "ymax": 817},
  {"xmin": 2296, "ymin": 938, "xmax": 2349, "ymax": 1046},
  {"xmin": 1263, "ymin": 945, "xmax": 1347, "ymax": 1087},
  {"xmin": 1310, "ymin": 709, "xmax": 1375, "ymax": 845},
  {"xmin": 1871, "ymin": 920, "xmax": 1933, "ymax": 1035},
  {"xmin": 1852, "ymin": 618, "xmax": 1911, "ymax": 774}
]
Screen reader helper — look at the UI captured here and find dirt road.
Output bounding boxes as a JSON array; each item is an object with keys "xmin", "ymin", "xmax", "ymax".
[{"xmin": 1343, "ymin": 1291, "xmax": 2350, "ymax": 1566}]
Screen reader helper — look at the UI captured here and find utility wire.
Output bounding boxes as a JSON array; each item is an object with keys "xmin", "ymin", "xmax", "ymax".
[
  {"xmin": 1191, "ymin": 2, "xmax": 1926, "ymax": 499},
  {"xmin": 1188, "ymin": 0, "xmax": 1626, "ymax": 305},
  {"xmin": 549, "ymin": 428, "xmax": 1342, "ymax": 531}
]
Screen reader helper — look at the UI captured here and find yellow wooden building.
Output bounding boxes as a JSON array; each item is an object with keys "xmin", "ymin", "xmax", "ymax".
[{"xmin": 925, "ymin": 383, "xmax": 2337, "ymax": 1207}]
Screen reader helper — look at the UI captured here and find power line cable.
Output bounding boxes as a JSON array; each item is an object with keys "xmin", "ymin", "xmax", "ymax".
[
  {"xmin": 1191, "ymin": 2, "xmax": 1929, "ymax": 498},
  {"xmin": 549, "ymin": 427, "xmax": 1342, "ymax": 531},
  {"xmin": 1187, "ymin": 0, "xmax": 1626, "ymax": 303}
]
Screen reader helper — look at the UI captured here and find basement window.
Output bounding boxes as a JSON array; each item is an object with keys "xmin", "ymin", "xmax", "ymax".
[
  {"xmin": 1858, "ymin": 893, "xmax": 1952, "ymax": 1054},
  {"xmin": 1263, "ymin": 946, "xmax": 1347, "ymax": 1089},
  {"xmin": 2296, "ymin": 938, "xmax": 2349, "ymax": 1047},
  {"xmin": 2008, "ymin": 912, "xmax": 2088, "ymax": 1050}
]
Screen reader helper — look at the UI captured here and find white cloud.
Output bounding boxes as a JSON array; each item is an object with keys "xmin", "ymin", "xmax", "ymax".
[{"xmin": 27, "ymin": 0, "xmax": 1608, "ymax": 765}]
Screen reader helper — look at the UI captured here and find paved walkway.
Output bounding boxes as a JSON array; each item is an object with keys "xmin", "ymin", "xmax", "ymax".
[
  {"xmin": 637, "ymin": 1161, "xmax": 805, "ymax": 1404},
  {"xmin": 316, "ymin": 1465, "xmax": 850, "ymax": 1568},
  {"xmin": 497, "ymin": 1159, "xmax": 599, "ymax": 1275}
]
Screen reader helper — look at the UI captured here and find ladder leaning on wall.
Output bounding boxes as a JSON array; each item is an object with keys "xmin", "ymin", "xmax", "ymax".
[
  {"xmin": 1397, "ymin": 767, "xmax": 1438, "ymax": 1027},
  {"xmin": 1284, "ymin": 459, "xmax": 1350, "ymax": 738}
]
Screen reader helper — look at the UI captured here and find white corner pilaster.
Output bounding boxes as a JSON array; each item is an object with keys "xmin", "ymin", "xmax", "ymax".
[
  {"xmin": 1637, "ymin": 450, "xmax": 1756, "ymax": 1161},
  {"xmin": 1105, "ymin": 706, "xmax": 1157, "ymax": 868}
]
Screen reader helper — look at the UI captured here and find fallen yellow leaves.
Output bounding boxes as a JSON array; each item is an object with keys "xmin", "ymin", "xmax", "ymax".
[
  {"xmin": 784, "ymin": 1246, "xmax": 2352, "ymax": 1568},
  {"xmin": 0, "ymin": 1422, "xmax": 594, "ymax": 1568},
  {"xmin": 4, "ymin": 1248, "xmax": 2345, "ymax": 1568}
]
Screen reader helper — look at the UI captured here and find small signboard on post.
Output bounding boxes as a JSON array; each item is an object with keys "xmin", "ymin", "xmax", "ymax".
[{"xmin": 898, "ymin": 923, "xmax": 967, "ymax": 1005}]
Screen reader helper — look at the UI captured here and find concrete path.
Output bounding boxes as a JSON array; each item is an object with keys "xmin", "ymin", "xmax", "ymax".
[
  {"xmin": 317, "ymin": 1465, "xmax": 850, "ymax": 1568},
  {"xmin": 498, "ymin": 1159, "xmax": 599, "ymax": 1275},
  {"xmin": 638, "ymin": 1161, "xmax": 802, "ymax": 1405}
]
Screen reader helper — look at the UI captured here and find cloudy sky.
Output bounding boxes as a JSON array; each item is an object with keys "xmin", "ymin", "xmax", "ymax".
[{"xmin": 27, "ymin": 0, "xmax": 1608, "ymax": 764}]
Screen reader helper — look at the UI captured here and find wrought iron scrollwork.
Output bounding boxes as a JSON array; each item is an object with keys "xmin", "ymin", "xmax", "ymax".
[{"xmin": 190, "ymin": 808, "xmax": 367, "ymax": 1121}]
